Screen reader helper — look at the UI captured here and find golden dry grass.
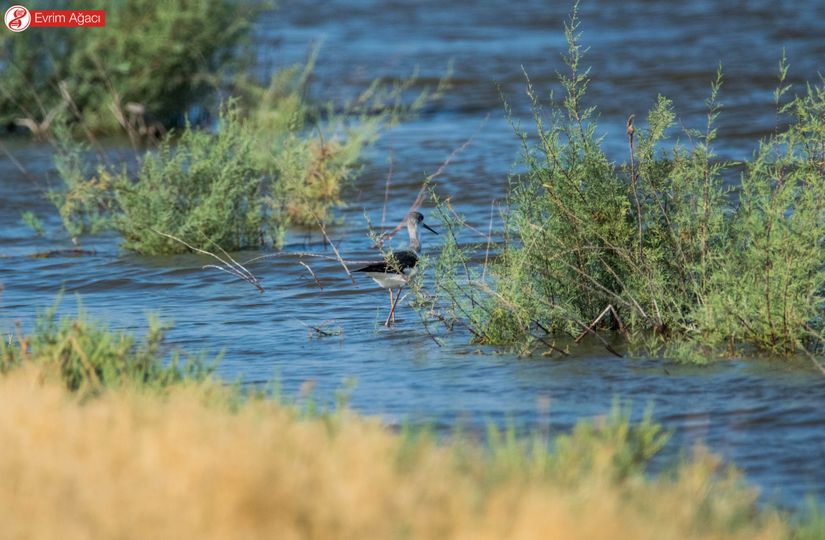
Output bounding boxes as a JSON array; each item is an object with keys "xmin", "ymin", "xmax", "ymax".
[{"xmin": 0, "ymin": 365, "xmax": 792, "ymax": 540}]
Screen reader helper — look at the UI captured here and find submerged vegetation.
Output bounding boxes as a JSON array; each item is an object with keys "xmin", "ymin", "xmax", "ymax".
[
  {"xmin": 1, "ymin": 311, "xmax": 823, "ymax": 539},
  {"xmin": 429, "ymin": 6, "xmax": 825, "ymax": 361}
]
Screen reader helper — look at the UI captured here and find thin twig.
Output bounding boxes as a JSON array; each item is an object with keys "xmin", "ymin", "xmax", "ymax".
[
  {"xmin": 575, "ymin": 304, "xmax": 612, "ymax": 343},
  {"xmin": 89, "ymin": 54, "xmax": 142, "ymax": 157},
  {"xmin": 481, "ymin": 200, "xmax": 496, "ymax": 281},
  {"xmin": 58, "ymin": 81, "xmax": 109, "ymax": 166},
  {"xmin": 296, "ymin": 319, "xmax": 341, "ymax": 338},
  {"xmin": 151, "ymin": 229, "xmax": 264, "ymax": 293},
  {"xmin": 533, "ymin": 321, "xmax": 570, "ymax": 357},
  {"xmin": 801, "ymin": 324, "xmax": 825, "ymax": 378},
  {"xmin": 627, "ymin": 114, "xmax": 643, "ymax": 259},
  {"xmin": 573, "ymin": 318, "xmax": 624, "ymax": 358},
  {"xmin": 204, "ymin": 236, "xmax": 259, "ymax": 285},
  {"xmin": 243, "ymin": 251, "xmax": 380, "ymax": 267},
  {"xmin": 608, "ymin": 304, "xmax": 628, "ymax": 337},
  {"xmin": 801, "ymin": 348, "xmax": 825, "ymax": 377},
  {"xmin": 381, "ymin": 141, "xmax": 394, "ymax": 229},
  {"xmin": 315, "ymin": 219, "xmax": 356, "ymax": 286},
  {"xmin": 298, "ymin": 260, "xmax": 324, "ymax": 290},
  {"xmin": 537, "ymin": 337, "xmax": 570, "ymax": 357},
  {"xmin": 413, "ymin": 304, "xmax": 445, "ymax": 347},
  {"xmin": 0, "ymin": 139, "xmax": 38, "ymax": 183}
]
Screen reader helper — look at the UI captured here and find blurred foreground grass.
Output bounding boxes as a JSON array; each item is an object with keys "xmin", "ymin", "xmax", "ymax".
[{"xmin": 1, "ymin": 310, "xmax": 823, "ymax": 539}]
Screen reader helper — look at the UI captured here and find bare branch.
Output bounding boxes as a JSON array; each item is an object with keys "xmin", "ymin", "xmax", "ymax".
[
  {"xmin": 575, "ymin": 304, "xmax": 613, "ymax": 343},
  {"xmin": 315, "ymin": 219, "xmax": 356, "ymax": 286},
  {"xmin": 298, "ymin": 261, "xmax": 324, "ymax": 290},
  {"xmin": 151, "ymin": 229, "xmax": 264, "ymax": 293}
]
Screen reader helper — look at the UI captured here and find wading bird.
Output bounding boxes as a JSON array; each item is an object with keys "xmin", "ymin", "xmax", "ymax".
[{"xmin": 354, "ymin": 211, "xmax": 438, "ymax": 327}]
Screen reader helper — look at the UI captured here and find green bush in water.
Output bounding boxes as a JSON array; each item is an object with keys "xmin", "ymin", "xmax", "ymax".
[
  {"xmin": 431, "ymin": 6, "xmax": 825, "ymax": 360},
  {"xmin": 113, "ymin": 105, "xmax": 267, "ymax": 254},
  {"xmin": 48, "ymin": 63, "xmax": 442, "ymax": 253}
]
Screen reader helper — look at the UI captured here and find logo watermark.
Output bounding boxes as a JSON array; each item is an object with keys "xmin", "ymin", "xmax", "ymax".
[
  {"xmin": 4, "ymin": 6, "xmax": 31, "ymax": 32},
  {"xmin": 4, "ymin": 4, "xmax": 105, "ymax": 31}
]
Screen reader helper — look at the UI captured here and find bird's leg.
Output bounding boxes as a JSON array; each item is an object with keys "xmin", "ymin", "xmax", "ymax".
[
  {"xmin": 387, "ymin": 288, "xmax": 402, "ymax": 325},
  {"xmin": 384, "ymin": 289, "xmax": 395, "ymax": 327}
]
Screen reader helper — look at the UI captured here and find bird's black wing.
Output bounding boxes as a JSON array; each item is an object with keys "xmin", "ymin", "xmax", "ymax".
[{"xmin": 354, "ymin": 250, "xmax": 418, "ymax": 274}]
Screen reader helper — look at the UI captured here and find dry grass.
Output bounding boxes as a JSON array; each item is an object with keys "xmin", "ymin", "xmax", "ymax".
[{"xmin": 0, "ymin": 364, "xmax": 797, "ymax": 540}]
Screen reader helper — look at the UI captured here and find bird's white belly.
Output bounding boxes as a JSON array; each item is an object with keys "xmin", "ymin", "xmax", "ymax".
[{"xmin": 366, "ymin": 269, "xmax": 413, "ymax": 289}]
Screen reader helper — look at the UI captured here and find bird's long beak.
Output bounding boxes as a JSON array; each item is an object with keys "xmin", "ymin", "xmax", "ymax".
[{"xmin": 422, "ymin": 222, "xmax": 439, "ymax": 235}]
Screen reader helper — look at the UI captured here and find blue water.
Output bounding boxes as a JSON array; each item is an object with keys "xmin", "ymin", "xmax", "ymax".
[{"xmin": 2, "ymin": 0, "xmax": 825, "ymax": 509}]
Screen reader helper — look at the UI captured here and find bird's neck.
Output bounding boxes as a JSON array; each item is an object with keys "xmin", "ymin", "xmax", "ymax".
[{"xmin": 407, "ymin": 223, "xmax": 421, "ymax": 252}]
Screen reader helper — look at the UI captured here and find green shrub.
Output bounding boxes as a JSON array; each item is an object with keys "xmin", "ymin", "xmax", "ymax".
[
  {"xmin": 46, "ymin": 56, "xmax": 446, "ymax": 252},
  {"xmin": 113, "ymin": 105, "xmax": 268, "ymax": 254},
  {"xmin": 0, "ymin": 300, "xmax": 213, "ymax": 394},
  {"xmin": 0, "ymin": 0, "xmax": 254, "ymax": 134},
  {"xmin": 431, "ymin": 6, "xmax": 825, "ymax": 360},
  {"xmin": 47, "ymin": 122, "xmax": 119, "ymax": 239}
]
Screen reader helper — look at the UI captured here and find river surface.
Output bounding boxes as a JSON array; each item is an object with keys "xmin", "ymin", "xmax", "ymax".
[{"xmin": 2, "ymin": 0, "xmax": 825, "ymax": 509}]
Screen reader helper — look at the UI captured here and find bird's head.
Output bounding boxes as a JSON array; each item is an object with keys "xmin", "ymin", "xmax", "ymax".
[{"xmin": 406, "ymin": 211, "xmax": 438, "ymax": 234}]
